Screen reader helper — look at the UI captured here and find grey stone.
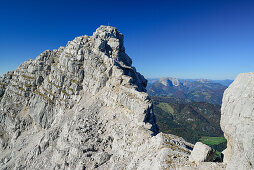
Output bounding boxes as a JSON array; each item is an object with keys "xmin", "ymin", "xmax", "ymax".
[{"xmin": 189, "ymin": 142, "xmax": 215, "ymax": 163}]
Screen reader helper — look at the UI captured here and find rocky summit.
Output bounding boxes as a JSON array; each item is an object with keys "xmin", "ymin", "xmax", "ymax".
[{"xmin": 0, "ymin": 25, "xmax": 240, "ymax": 170}]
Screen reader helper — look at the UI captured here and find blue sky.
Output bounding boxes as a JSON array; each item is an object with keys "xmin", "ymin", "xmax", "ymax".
[{"xmin": 0, "ymin": 0, "xmax": 253, "ymax": 80}]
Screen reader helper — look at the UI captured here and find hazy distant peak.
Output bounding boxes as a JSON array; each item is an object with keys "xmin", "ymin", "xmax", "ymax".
[
  {"xmin": 158, "ymin": 77, "xmax": 181, "ymax": 86},
  {"xmin": 196, "ymin": 79, "xmax": 211, "ymax": 83}
]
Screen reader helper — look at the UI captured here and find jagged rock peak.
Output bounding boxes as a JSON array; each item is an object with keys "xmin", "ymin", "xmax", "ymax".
[
  {"xmin": 0, "ymin": 26, "xmax": 226, "ymax": 170},
  {"xmin": 0, "ymin": 25, "xmax": 160, "ymax": 169}
]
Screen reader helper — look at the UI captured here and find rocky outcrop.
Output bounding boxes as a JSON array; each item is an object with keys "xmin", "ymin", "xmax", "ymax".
[
  {"xmin": 189, "ymin": 142, "xmax": 215, "ymax": 163},
  {"xmin": 0, "ymin": 25, "xmax": 228, "ymax": 170},
  {"xmin": 0, "ymin": 26, "xmax": 199, "ymax": 170},
  {"xmin": 221, "ymin": 72, "xmax": 254, "ymax": 170}
]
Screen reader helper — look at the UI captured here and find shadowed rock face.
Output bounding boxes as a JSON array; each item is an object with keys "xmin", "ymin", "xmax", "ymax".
[
  {"xmin": 221, "ymin": 72, "xmax": 254, "ymax": 170},
  {"xmin": 0, "ymin": 26, "xmax": 226, "ymax": 170}
]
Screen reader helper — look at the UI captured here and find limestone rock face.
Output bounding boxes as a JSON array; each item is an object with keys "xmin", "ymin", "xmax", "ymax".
[
  {"xmin": 0, "ymin": 26, "xmax": 202, "ymax": 170},
  {"xmin": 189, "ymin": 142, "xmax": 215, "ymax": 163},
  {"xmin": 221, "ymin": 72, "xmax": 254, "ymax": 170}
]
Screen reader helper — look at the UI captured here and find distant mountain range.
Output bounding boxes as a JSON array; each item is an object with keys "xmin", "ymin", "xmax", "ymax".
[
  {"xmin": 147, "ymin": 77, "xmax": 233, "ymax": 105},
  {"xmin": 147, "ymin": 78, "xmax": 233, "ymax": 87}
]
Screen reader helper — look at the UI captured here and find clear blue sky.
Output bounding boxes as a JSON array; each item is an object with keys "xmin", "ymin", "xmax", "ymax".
[{"xmin": 1, "ymin": 0, "xmax": 254, "ymax": 80}]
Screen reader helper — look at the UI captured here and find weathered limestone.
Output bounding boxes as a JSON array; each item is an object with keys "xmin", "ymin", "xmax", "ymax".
[
  {"xmin": 189, "ymin": 142, "xmax": 215, "ymax": 163},
  {"xmin": 221, "ymin": 72, "xmax": 254, "ymax": 170}
]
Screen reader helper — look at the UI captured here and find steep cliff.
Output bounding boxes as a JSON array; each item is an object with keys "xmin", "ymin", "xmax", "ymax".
[{"xmin": 221, "ymin": 72, "xmax": 254, "ymax": 170}]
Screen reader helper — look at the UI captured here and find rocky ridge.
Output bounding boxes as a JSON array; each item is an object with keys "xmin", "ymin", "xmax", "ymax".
[{"xmin": 0, "ymin": 26, "xmax": 226, "ymax": 169}]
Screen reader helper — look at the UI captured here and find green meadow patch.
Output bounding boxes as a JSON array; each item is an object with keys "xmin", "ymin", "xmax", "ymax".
[
  {"xmin": 199, "ymin": 136, "xmax": 227, "ymax": 160},
  {"xmin": 199, "ymin": 136, "xmax": 226, "ymax": 146}
]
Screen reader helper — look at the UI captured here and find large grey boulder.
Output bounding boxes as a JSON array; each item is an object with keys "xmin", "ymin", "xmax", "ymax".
[
  {"xmin": 221, "ymin": 72, "xmax": 254, "ymax": 170},
  {"xmin": 189, "ymin": 142, "xmax": 215, "ymax": 163}
]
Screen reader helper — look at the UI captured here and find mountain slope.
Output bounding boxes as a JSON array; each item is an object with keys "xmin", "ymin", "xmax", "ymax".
[{"xmin": 152, "ymin": 96, "xmax": 224, "ymax": 144}]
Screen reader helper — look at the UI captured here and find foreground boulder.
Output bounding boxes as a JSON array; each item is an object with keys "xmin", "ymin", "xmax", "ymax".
[
  {"xmin": 189, "ymin": 142, "xmax": 215, "ymax": 163},
  {"xmin": 221, "ymin": 72, "xmax": 254, "ymax": 170}
]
